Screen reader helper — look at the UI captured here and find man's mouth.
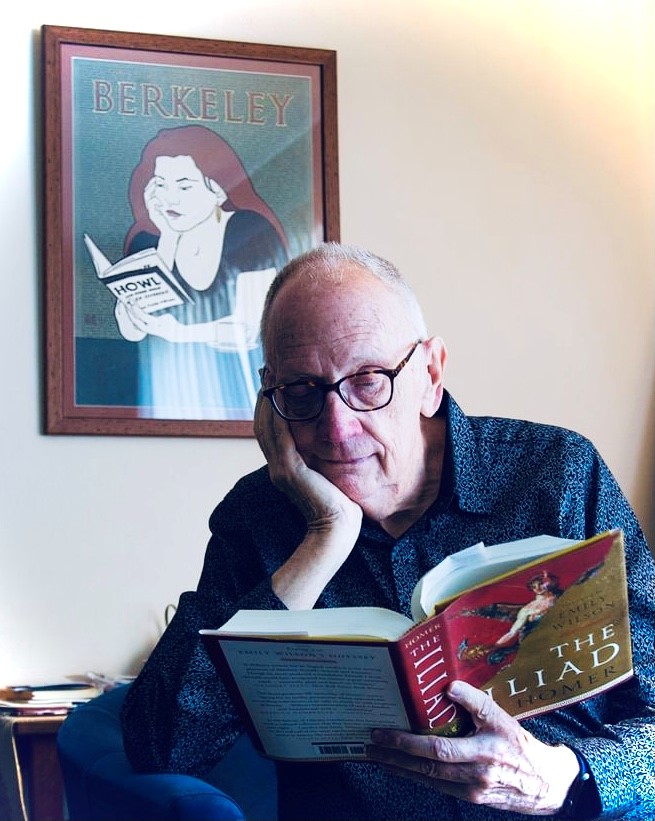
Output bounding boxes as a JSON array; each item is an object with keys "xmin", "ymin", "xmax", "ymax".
[{"xmin": 319, "ymin": 454, "xmax": 372, "ymax": 467}]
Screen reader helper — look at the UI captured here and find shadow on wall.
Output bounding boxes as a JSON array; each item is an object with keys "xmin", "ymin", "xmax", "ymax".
[
  {"xmin": 124, "ymin": 604, "xmax": 177, "ymax": 677},
  {"xmin": 636, "ymin": 375, "xmax": 655, "ymax": 555},
  {"xmin": 649, "ymin": 378, "xmax": 655, "ymax": 555}
]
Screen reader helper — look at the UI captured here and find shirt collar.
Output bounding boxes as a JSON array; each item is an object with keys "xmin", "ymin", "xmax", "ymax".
[{"xmin": 441, "ymin": 390, "xmax": 493, "ymax": 514}]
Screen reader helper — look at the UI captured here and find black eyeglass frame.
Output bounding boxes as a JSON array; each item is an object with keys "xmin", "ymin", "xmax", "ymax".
[{"xmin": 261, "ymin": 341, "xmax": 422, "ymax": 422}]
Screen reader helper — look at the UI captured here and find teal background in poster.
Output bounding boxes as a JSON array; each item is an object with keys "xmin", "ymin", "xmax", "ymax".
[{"xmin": 71, "ymin": 55, "xmax": 318, "ymax": 340}]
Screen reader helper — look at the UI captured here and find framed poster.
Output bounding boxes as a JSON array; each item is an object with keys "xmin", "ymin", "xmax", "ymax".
[{"xmin": 42, "ymin": 25, "xmax": 339, "ymax": 437}]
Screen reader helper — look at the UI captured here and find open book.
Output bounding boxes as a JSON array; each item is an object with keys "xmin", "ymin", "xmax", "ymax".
[
  {"xmin": 201, "ymin": 529, "xmax": 631, "ymax": 761},
  {"xmin": 84, "ymin": 233, "xmax": 192, "ymax": 314}
]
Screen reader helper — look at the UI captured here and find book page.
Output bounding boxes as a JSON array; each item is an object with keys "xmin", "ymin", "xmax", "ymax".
[
  {"xmin": 412, "ymin": 535, "xmax": 578, "ymax": 620},
  {"xmin": 218, "ymin": 639, "xmax": 411, "ymax": 760},
  {"xmin": 214, "ymin": 606, "xmax": 413, "ymax": 640}
]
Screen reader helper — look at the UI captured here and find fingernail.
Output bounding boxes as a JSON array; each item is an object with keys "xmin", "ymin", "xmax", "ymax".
[{"xmin": 448, "ymin": 681, "xmax": 463, "ymax": 698}]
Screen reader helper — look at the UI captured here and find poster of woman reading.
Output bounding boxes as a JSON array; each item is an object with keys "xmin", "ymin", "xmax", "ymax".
[{"xmin": 43, "ymin": 27, "xmax": 338, "ymax": 436}]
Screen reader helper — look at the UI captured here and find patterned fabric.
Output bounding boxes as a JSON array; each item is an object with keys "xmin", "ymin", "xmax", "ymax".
[{"xmin": 121, "ymin": 391, "xmax": 655, "ymax": 820}]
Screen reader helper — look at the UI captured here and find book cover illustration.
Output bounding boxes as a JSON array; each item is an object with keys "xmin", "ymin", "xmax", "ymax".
[{"xmin": 410, "ymin": 530, "xmax": 631, "ymax": 723}]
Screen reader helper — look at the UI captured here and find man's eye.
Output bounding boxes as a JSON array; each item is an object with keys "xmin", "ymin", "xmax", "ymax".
[
  {"xmin": 284, "ymin": 383, "xmax": 317, "ymax": 398},
  {"xmin": 350, "ymin": 373, "xmax": 383, "ymax": 391},
  {"xmin": 351, "ymin": 374, "xmax": 377, "ymax": 386}
]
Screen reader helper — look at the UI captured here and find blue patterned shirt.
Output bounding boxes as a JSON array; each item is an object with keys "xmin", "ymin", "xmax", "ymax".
[{"xmin": 122, "ymin": 392, "xmax": 655, "ymax": 820}]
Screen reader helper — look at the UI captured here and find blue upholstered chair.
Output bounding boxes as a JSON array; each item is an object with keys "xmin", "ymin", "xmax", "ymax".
[{"xmin": 57, "ymin": 684, "xmax": 277, "ymax": 821}]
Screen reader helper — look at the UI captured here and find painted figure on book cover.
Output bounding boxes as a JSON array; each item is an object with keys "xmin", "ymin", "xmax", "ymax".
[{"xmin": 448, "ymin": 543, "xmax": 611, "ymax": 691}]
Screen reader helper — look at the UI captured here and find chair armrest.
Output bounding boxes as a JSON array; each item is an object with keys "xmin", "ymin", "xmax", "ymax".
[
  {"xmin": 72, "ymin": 754, "xmax": 245, "ymax": 821},
  {"xmin": 57, "ymin": 686, "xmax": 246, "ymax": 821}
]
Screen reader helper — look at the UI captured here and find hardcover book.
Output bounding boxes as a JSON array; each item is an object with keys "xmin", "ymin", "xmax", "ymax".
[{"xmin": 201, "ymin": 529, "xmax": 631, "ymax": 761}]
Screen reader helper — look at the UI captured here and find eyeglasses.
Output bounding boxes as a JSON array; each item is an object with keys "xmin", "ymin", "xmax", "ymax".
[{"xmin": 261, "ymin": 341, "xmax": 421, "ymax": 422}]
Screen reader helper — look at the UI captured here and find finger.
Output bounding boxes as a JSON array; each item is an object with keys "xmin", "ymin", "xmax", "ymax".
[
  {"xmin": 367, "ymin": 740, "xmax": 480, "ymax": 793},
  {"xmin": 447, "ymin": 680, "xmax": 510, "ymax": 733},
  {"xmin": 371, "ymin": 729, "xmax": 444, "ymax": 759},
  {"xmin": 144, "ymin": 179, "xmax": 157, "ymax": 202},
  {"xmin": 254, "ymin": 393, "xmax": 280, "ymax": 458},
  {"xmin": 256, "ymin": 400, "xmax": 311, "ymax": 496},
  {"xmin": 127, "ymin": 303, "xmax": 148, "ymax": 320},
  {"xmin": 255, "ymin": 394, "xmax": 287, "ymax": 457},
  {"xmin": 126, "ymin": 307, "xmax": 152, "ymax": 333},
  {"xmin": 253, "ymin": 391, "xmax": 267, "ymax": 444},
  {"xmin": 429, "ymin": 682, "xmax": 527, "ymax": 763},
  {"xmin": 370, "ymin": 688, "xmax": 514, "ymax": 767}
]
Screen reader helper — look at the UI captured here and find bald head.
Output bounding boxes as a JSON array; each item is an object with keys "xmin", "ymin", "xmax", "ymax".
[{"xmin": 261, "ymin": 243, "xmax": 428, "ymax": 362}]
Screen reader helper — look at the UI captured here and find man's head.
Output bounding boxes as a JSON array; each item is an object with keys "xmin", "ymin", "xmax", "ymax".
[
  {"xmin": 261, "ymin": 244, "xmax": 428, "ymax": 353},
  {"xmin": 260, "ymin": 243, "xmax": 447, "ymax": 521}
]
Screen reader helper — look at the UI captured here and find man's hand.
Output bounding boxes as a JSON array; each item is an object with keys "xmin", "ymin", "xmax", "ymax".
[
  {"xmin": 368, "ymin": 680, "xmax": 580, "ymax": 816},
  {"xmin": 254, "ymin": 393, "xmax": 363, "ymax": 609}
]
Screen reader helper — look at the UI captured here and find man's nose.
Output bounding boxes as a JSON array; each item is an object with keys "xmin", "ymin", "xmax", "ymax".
[{"xmin": 318, "ymin": 391, "xmax": 361, "ymax": 440}]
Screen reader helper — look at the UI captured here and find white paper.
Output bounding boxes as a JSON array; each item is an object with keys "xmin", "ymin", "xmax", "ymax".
[{"xmin": 219, "ymin": 639, "xmax": 411, "ymax": 760}]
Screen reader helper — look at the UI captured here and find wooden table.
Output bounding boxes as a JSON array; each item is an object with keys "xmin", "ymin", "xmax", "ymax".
[{"xmin": 3, "ymin": 714, "xmax": 66, "ymax": 821}]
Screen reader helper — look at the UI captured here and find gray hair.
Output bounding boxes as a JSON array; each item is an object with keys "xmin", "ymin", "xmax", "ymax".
[{"xmin": 261, "ymin": 242, "xmax": 428, "ymax": 358}]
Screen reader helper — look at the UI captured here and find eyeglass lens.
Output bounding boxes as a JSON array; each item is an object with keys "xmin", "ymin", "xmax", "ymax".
[{"xmin": 275, "ymin": 372, "xmax": 392, "ymax": 420}]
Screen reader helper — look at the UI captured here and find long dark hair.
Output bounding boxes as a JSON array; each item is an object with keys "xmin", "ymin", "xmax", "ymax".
[{"xmin": 124, "ymin": 125, "xmax": 287, "ymax": 253}]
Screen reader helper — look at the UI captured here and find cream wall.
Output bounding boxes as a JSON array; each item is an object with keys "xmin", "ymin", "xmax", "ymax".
[{"xmin": 2, "ymin": 1, "xmax": 653, "ymax": 682}]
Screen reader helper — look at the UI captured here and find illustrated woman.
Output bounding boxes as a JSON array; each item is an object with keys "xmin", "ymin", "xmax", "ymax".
[
  {"xmin": 116, "ymin": 124, "xmax": 287, "ymax": 344},
  {"xmin": 114, "ymin": 125, "xmax": 288, "ymax": 417}
]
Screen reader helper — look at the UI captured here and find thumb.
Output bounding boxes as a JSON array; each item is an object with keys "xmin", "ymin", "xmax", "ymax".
[{"xmin": 447, "ymin": 680, "xmax": 505, "ymax": 732}]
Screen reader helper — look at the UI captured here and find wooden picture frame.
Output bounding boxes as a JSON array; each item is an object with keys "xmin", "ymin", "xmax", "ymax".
[{"xmin": 42, "ymin": 25, "xmax": 339, "ymax": 437}]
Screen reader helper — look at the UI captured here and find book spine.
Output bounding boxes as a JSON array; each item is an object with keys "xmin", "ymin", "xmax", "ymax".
[{"xmin": 392, "ymin": 615, "xmax": 471, "ymax": 736}]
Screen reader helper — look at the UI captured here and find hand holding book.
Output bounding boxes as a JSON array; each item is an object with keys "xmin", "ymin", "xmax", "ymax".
[{"xmin": 368, "ymin": 680, "xmax": 584, "ymax": 817}]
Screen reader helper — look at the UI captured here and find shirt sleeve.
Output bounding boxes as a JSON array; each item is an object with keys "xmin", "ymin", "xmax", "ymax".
[{"xmin": 120, "ymin": 472, "xmax": 300, "ymax": 776}]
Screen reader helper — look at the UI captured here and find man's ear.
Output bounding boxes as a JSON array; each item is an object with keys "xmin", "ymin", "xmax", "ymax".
[{"xmin": 420, "ymin": 337, "xmax": 448, "ymax": 417}]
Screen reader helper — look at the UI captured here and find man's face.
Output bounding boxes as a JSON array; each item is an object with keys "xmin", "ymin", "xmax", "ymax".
[{"xmin": 265, "ymin": 266, "xmax": 443, "ymax": 519}]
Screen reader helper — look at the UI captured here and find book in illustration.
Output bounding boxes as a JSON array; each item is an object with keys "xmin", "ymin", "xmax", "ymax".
[{"xmin": 84, "ymin": 233, "xmax": 193, "ymax": 315}]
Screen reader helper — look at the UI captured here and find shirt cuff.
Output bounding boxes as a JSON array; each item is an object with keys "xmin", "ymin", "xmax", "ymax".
[{"xmin": 558, "ymin": 747, "xmax": 601, "ymax": 820}]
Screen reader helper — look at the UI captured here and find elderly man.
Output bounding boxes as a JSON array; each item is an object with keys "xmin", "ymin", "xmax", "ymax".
[{"xmin": 122, "ymin": 243, "xmax": 655, "ymax": 820}]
